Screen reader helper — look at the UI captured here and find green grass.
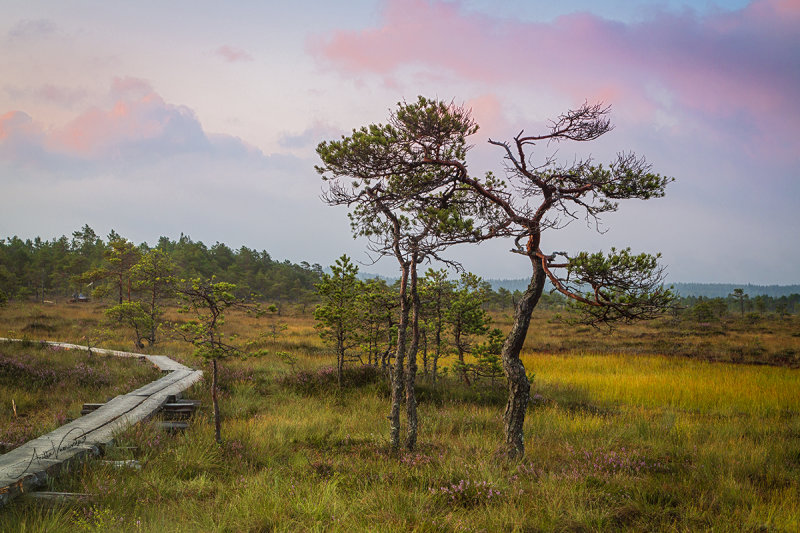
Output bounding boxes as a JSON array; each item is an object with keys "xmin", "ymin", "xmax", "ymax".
[
  {"xmin": 1, "ymin": 302, "xmax": 798, "ymax": 531},
  {"xmin": 0, "ymin": 340, "xmax": 160, "ymax": 451}
]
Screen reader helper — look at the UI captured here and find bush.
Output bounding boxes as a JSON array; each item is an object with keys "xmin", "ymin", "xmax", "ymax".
[
  {"xmin": 745, "ymin": 312, "xmax": 761, "ymax": 324},
  {"xmin": 280, "ymin": 364, "xmax": 383, "ymax": 395},
  {"xmin": 692, "ymin": 301, "xmax": 715, "ymax": 322}
]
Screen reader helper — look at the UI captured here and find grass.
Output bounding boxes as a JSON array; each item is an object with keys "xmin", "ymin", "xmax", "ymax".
[
  {"xmin": 0, "ymin": 301, "xmax": 798, "ymax": 531},
  {"xmin": 0, "ymin": 340, "xmax": 160, "ymax": 452},
  {"xmin": 527, "ymin": 351, "xmax": 800, "ymax": 416},
  {"xmin": 506, "ymin": 309, "xmax": 800, "ymax": 368}
]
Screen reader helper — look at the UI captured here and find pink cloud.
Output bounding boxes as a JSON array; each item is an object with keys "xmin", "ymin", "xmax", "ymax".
[
  {"xmin": 312, "ymin": 0, "xmax": 799, "ymax": 155},
  {"xmin": 216, "ymin": 45, "xmax": 254, "ymax": 63},
  {"xmin": 47, "ymin": 78, "xmax": 207, "ymax": 158},
  {"xmin": 0, "ymin": 111, "xmax": 41, "ymax": 142},
  {"xmin": 0, "ymin": 78, "xmax": 261, "ymax": 167},
  {"xmin": 0, "ymin": 111, "xmax": 53, "ymax": 168}
]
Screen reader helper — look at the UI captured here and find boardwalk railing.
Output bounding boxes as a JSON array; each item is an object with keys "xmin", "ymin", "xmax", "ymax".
[{"xmin": 0, "ymin": 339, "xmax": 202, "ymax": 507}]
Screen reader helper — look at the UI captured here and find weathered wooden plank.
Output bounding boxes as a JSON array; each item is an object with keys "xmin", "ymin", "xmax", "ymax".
[
  {"xmin": 164, "ymin": 400, "xmax": 201, "ymax": 408},
  {"xmin": 145, "ymin": 355, "xmax": 189, "ymax": 371},
  {"xmin": 161, "ymin": 401, "xmax": 198, "ymax": 420},
  {"xmin": 158, "ymin": 421, "xmax": 189, "ymax": 432},
  {"xmin": 63, "ymin": 371, "xmax": 202, "ymax": 447},
  {"xmin": 0, "ymin": 338, "xmax": 192, "ymax": 372},
  {"xmin": 0, "ymin": 444, "xmax": 100, "ymax": 506},
  {"xmin": 0, "ymin": 339, "xmax": 202, "ymax": 508},
  {"xmin": 128, "ymin": 369, "xmax": 193, "ymax": 396}
]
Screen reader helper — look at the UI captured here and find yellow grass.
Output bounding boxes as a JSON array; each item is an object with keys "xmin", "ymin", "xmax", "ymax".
[{"xmin": 525, "ymin": 351, "xmax": 800, "ymax": 416}]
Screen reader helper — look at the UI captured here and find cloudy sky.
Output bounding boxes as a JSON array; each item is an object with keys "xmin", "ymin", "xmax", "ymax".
[{"xmin": 1, "ymin": 0, "xmax": 798, "ymax": 284}]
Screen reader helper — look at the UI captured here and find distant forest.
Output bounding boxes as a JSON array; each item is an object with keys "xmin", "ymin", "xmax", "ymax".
[
  {"xmin": 1, "ymin": 225, "xmax": 798, "ymax": 316},
  {"xmin": 669, "ymin": 283, "xmax": 800, "ymax": 298},
  {"xmin": 483, "ymin": 278, "xmax": 800, "ymax": 299},
  {"xmin": 0, "ymin": 225, "xmax": 321, "ymax": 313}
]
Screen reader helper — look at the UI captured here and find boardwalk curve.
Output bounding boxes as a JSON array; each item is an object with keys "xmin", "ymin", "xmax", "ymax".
[{"xmin": 0, "ymin": 339, "xmax": 202, "ymax": 507}]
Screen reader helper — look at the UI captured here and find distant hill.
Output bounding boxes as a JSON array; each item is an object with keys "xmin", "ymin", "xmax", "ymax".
[
  {"xmin": 357, "ymin": 275, "xmax": 550, "ymax": 293},
  {"xmin": 488, "ymin": 279, "xmax": 800, "ymax": 298},
  {"xmin": 486, "ymin": 278, "xmax": 544, "ymax": 292},
  {"xmin": 358, "ymin": 273, "xmax": 799, "ymax": 298},
  {"xmin": 669, "ymin": 283, "xmax": 800, "ymax": 298}
]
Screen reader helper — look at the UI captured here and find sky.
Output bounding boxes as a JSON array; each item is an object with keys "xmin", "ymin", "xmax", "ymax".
[{"xmin": 1, "ymin": 0, "xmax": 798, "ymax": 284}]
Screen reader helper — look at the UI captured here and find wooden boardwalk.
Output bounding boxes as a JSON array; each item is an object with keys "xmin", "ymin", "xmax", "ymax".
[{"xmin": 0, "ymin": 339, "xmax": 202, "ymax": 507}]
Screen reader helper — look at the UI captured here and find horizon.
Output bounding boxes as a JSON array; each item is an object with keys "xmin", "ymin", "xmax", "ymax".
[{"xmin": 4, "ymin": 225, "xmax": 798, "ymax": 288}]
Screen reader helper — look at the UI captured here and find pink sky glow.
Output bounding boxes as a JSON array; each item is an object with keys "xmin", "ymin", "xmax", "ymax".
[
  {"xmin": 315, "ymin": 0, "xmax": 799, "ymax": 156},
  {"xmin": 1, "ymin": 0, "xmax": 798, "ymax": 284}
]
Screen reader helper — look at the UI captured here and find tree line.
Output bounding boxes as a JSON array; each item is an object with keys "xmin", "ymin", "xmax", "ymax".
[
  {"xmin": 0, "ymin": 225, "xmax": 321, "ymax": 311},
  {"xmin": 683, "ymin": 291, "xmax": 800, "ymax": 320},
  {"xmin": 0, "ymin": 224, "xmax": 571, "ymax": 314}
]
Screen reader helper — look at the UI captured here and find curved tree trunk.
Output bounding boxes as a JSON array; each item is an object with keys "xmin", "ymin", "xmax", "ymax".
[
  {"xmin": 405, "ymin": 258, "xmax": 420, "ymax": 451},
  {"xmin": 390, "ymin": 264, "xmax": 410, "ymax": 453},
  {"xmin": 501, "ymin": 256, "xmax": 545, "ymax": 459}
]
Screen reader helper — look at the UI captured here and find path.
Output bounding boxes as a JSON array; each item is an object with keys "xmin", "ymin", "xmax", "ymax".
[{"xmin": 0, "ymin": 339, "xmax": 203, "ymax": 507}]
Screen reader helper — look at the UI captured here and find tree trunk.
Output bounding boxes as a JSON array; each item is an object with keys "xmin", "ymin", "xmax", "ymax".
[
  {"xmin": 381, "ymin": 319, "xmax": 393, "ymax": 373},
  {"xmin": 501, "ymin": 256, "xmax": 545, "ymax": 459},
  {"xmin": 382, "ymin": 345, "xmax": 390, "ymax": 372},
  {"xmin": 390, "ymin": 264, "xmax": 410, "ymax": 453},
  {"xmin": 455, "ymin": 327, "xmax": 467, "ymax": 382},
  {"xmin": 212, "ymin": 358, "xmax": 221, "ymax": 443},
  {"xmin": 421, "ymin": 329, "xmax": 428, "ymax": 376},
  {"xmin": 337, "ymin": 335, "xmax": 344, "ymax": 389},
  {"xmin": 432, "ymin": 320, "xmax": 442, "ymax": 384},
  {"xmin": 405, "ymin": 258, "xmax": 420, "ymax": 451},
  {"xmin": 150, "ymin": 289, "xmax": 158, "ymax": 345}
]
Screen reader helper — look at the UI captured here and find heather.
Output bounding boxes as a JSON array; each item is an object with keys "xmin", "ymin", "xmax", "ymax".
[
  {"xmin": 0, "ymin": 340, "xmax": 159, "ymax": 451},
  {"xmin": 0, "ymin": 304, "xmax": 798, "ymax": 531}
]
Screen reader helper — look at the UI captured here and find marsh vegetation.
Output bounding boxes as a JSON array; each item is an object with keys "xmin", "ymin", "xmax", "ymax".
[{"xmin": 1, "ymin": 302, "xmax": 798, "ymax": 531}]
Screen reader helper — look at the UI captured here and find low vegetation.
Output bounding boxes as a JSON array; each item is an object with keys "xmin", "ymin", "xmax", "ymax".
[
  {"xmin": 0, "ymin": 339, "xmax": 160, "ymax": 453},
  {"xmin": 1, "ymin": 302, "xmax": 798, "ymax": 531}
]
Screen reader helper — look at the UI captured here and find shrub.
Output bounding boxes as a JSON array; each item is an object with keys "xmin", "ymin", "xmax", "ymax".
[
  {"xmin": 692, "ymin": 301, "xmax": 715, "ymax": 322},
  {"xmin": 280, "ymin": 364, "xmax": 383, "ymax": 395}
]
